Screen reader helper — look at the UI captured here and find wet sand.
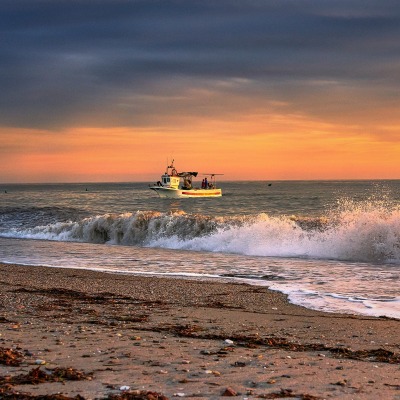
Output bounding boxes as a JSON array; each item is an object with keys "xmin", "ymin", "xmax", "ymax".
[{"xmin": 0, "ymin": 263, "xmax": 399, "ymax": 399}]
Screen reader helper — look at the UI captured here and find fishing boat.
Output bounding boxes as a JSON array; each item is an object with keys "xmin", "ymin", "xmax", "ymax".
[{"xmin": 149, "ymin": 160, "xmax": 222, "ymax": 198}]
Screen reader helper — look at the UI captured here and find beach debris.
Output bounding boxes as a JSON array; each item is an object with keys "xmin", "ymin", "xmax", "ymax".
[
  {"xmin": 200, "ymin": 346, "xmax": 235, "ymax": 356},
  {"xmin": 0, "ymin": 347, "xmax": 24, "ymax": 366},
  {"xmin": 120, "ymin": 386, "xmax": 131, "ymax": 391},
  {"xmin": 221, "ymin": 387, "xmax": 237, "ymax": 396},
  {"xmin": 0, "ymin": 390, "xmax": 168, "ymax": 400},
  {"xmin": 219, "ymin": 346, "xmax": 235, "ymax": 354},
  {"xmin": 11, "ymin": 287, "xmax": 133, "ymax": 307},
  {"xmin": 256, "ymin": 388, "xmax": 321, "ymax": 399},
  {"xmin": 0, "ymin": 390, "xmax": 86, "ymax": 400},
  {"xmin": 105, "ymin": 391, "xmax": 169, "ymax": 399},
  {"xmin": 0, "ymin": 367, "xmax": 93, "ymax": 386},
  {"xmin": 204, "ymin": 369, "xmax": 221, "ymax": 376},
  {"xmin": 152, "ymin": 326, "xmax": 400, "ymax": 364},
  {"xmin": 35, "ymin": 359, "xmax": 46, "ymax": 365},
  {"xmin": 51, "ymin": 367, "xmax": 93, "ymax": 381},
  {"xmin": 115, "ymin": 315, "xmax": 149, "ymax": 323},
  {"xmin": 333, "ymin": 380, "xmax": 347, "ymax": 386},
  {"xmin": 173, "ymin": 393, "xmax": 185, "ymax": 397},
  {"xmin": 1, "ymin": 367, "xmax": 49, "ymax": 386},
  {"xmin": 158, "ymin": 370, "xmax": 168, "ymax": 374},
  {"xmin": 233, "ymin": 361, "xmax": 246, "ymax": 367},
  {"xmin": 224, "ymin": 339, "xmax": 234, "ymax": 345},
  {"xmin": 170, "ymin": 324, "xmax": 203, "ymax": 336}
]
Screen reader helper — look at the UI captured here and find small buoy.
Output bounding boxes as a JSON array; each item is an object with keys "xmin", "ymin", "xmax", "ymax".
[{"xmin": 4, "ymin": 190, "xmax": 7, "ymax": 193}]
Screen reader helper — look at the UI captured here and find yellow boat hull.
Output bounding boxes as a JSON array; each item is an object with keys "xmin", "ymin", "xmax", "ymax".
[{"xmin": 150, "ymin": 187, "xmax": 222, "ymax": 198}]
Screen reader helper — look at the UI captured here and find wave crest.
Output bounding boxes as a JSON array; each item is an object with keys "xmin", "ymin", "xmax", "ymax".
[
  {"xmin": 3, "ymin": 211, "xmax": 226, "ymax": 245},
  {"xmin": 2, "ymin": 199, "xmax": 400, "ymax": 264}
]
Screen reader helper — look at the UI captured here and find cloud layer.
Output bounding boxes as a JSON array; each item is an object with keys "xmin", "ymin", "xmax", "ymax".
[{"xmin": 2, "ymin": 0, "xmax": 400, "ymax": 129}]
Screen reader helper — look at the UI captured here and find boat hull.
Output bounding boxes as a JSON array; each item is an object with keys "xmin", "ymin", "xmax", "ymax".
[{"xmin": 150, "ymin": 186, "xmax": 222, "ymax": 198}]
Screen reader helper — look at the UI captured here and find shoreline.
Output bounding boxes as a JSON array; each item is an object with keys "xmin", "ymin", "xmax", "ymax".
[{"xmin": 1, "ymin": 263, "xmax": 399, "ymax": 399}]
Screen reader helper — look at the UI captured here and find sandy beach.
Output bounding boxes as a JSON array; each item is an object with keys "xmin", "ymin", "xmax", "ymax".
[{"xmin": 0, "ymin": 263, "xmax": 399, "ymax": 399}]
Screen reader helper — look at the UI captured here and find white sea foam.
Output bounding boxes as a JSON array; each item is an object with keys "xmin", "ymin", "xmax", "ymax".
[
  {"xmin": 148, "ymin": 201, "xmax": 400, "ymax": 264},
  {"xmin": 2, "ymin": 198, "xmax": 400, "ymax": 264}
]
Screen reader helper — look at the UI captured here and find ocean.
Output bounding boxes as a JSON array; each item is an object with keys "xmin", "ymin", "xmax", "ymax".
[{"xmin": 1, "ymin": 180, "xmax": 399, "ymax": 319}]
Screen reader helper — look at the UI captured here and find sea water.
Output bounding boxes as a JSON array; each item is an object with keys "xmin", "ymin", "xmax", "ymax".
[{"xmin": 0, "ymin": 181, "xmax": 399, "ymax": 319}]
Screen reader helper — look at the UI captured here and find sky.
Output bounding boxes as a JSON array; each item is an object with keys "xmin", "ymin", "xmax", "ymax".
[{"xmin": 1, "ymin": 0, "xmax": 400, "ymax": 183}]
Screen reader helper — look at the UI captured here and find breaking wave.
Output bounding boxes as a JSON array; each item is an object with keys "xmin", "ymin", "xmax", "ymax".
[{"xmin": 2, "ymin": 198, "xmax": 400, "ymax": 264}]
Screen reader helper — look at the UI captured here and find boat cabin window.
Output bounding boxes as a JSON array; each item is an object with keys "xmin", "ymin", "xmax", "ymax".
[{"xmin": 163, "ymin": 177, "xmax": 170, "ymax": 184}]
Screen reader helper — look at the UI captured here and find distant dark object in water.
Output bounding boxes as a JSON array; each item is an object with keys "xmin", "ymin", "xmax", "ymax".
[
  {"xmin": 85, "ymin": 188, "xmax": 88, "ymax": 191},
  {"xmin": 268, "ymin": 183, "xmax": 272, "ymax": 186},
  {"xmin": 4, "ymin": 190, "xmax": 7, "ymax": 193}
]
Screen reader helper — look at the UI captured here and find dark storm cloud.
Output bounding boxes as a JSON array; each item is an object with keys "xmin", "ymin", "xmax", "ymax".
[{"xmin": 1, "ymin": 0, "xmax": 400, "ymax": 128}]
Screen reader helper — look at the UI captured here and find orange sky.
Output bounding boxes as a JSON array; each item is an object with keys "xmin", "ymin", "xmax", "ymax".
[{"xmin": 2, "ymin": 108, "xmax": 400, "ymax": 183}]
